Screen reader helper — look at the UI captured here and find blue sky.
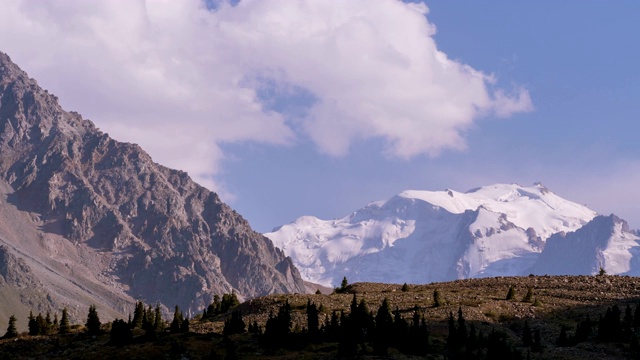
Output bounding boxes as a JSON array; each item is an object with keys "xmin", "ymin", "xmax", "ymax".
[{"xmin": 1, "ymin": 1, "xmax": 638, "ymax": 231}]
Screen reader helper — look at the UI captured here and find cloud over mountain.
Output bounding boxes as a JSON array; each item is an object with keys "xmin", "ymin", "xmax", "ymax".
[{"xmin": 0, "ymin": 0, "xmax": 532, "ymax": 192}]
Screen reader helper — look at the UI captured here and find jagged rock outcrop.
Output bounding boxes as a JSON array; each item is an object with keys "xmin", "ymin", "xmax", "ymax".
[{"xmin": 0, "ymin": 51, "xmax": 305, "ymax": 325}]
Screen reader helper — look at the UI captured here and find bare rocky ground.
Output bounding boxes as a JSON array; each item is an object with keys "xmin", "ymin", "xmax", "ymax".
[{"xmin": 2, "ymin": 275, "xmax": 639, "ymax": 359}]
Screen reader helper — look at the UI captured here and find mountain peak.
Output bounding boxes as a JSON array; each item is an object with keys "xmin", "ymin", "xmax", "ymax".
[
  {"xmin": 266, "ymin": 183, "xmax": 599, "ymax": 286},
  {"xmin": 0, "ymin": 51, "xmax": 305, "ymax": 325}
]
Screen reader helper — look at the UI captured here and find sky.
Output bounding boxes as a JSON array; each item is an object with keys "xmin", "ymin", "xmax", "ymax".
[{"xmin": 1, "ymin": 0, "xmax": 639, "ymax": 232}]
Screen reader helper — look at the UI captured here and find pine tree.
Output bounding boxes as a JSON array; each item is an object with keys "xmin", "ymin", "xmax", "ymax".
[
  {"xmin": 457, "ymin": 306, "xmax": 467, "ymax": 345},
  {"xmin": 223, "ymin": 310, "xmax": 246, "ymax": 335},
  {"xmin": 556, "ymin": 326, "xmax": 569, "ymax": 347},
  {"xmin": 45, "ymin": 311, "xmax": 53, "ymax": 335},
  {"xmin": 180, "ymin": 317, "xmax": 190, "ymax": 333},
  {"xmin": 447, "ymin": 311, "xmax": 457, "ymax": 349},
  {"xmin": 392, "ymin": 307, "xmax": 410, "ymax": 352},
  {"xmin": 132, "ymin": 301, "xmax": 145, "ymax": 329},
  {"xmin": 634, "ymin": 301, "xmax": 640, "ymax": 328},
  {"xmin": 3, "ymin": 315, "xmax": 18, "ymax": 339},
  {"xmin": 110, "ymin": 319, "xmax": 133, "ymax": 345},
  {"xmin": 35, "ymin": 313, "xmax": 46, "ymax": 335},
  {"xmin": 220, "ymin": 292, "xmax": 240, "ymax": 313},
  {"xmin": 433, "ymin": 289, "xmax": 443, "ymax": 307},
  {"xmin": 143, "ymin": 304, "xmax": 155, "ymax": 332},
  {"xmin": 532, "ymin": 329, "xmax": 542, "ymax": 351},
  {"xmin": 506, "ymin": 286, "xmax": 516, "ymax": 300},
  {"xmin": 341, "ymin": 276, "xmax": 348, "ymax": 290},
  {"xmin": 522, "ymin": 320, "xmax": 533, "ymax": 346},
  {"xmin": 170, "ymin": 305, "xmax": 183, "ymax": 333},
  {"xmin": 401, "ymin": 283, "xmax": 409, "ymax": 292},
  {"xmin": 373, "ymin": 298, "xmax": 393, "ymax": 355},
  {"xmin": 28, "ymin": 311, "xmax": 38, "ymax": 336},
  {"xmin": 59, "ymin": 308, "xmax": 71, "ymax": 334},
  {"xmin": 522, "ymin": 287, "xmax": 534, "ymax": 303},
  {"xmin": 306, "ymin": 300, "xmax": 320, "ymax": 340},
  {"xmin": 154, "ymin": 304, "xmax": 164, "ymax": 332},
  {"xmin": 86, "ymin": 305, "xmax": 101, "ymax": 336}
]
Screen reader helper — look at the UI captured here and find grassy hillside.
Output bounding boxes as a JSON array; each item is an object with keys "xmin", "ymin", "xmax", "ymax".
[{"xmin": 1, "ymin": 275, "xmax": 640, "ymax": 359}]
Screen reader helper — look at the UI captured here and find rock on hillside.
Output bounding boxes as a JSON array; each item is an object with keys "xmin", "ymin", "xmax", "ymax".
[{"xmin": 0, "ymin": 51, "xmax": 305, "ymax": 326}]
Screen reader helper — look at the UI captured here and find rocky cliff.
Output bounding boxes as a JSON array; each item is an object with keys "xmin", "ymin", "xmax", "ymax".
[{"xmin": 0, "ymin": 51, "xmax": 305, "ymax": 325}]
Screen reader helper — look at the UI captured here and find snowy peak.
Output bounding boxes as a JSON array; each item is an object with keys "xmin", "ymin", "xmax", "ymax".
[
  {"xmin": 266, "ymin": 183, "xmax": 601, "ymax": 287},
  {"xmin": 371, "ymin": 183, "xmax": 595, "ymax": 240}
]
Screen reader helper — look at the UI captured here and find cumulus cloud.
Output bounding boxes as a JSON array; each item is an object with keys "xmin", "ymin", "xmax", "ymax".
[{"xmin": 0, "ymin": 0, "xmax": 532, "ymax": 192}]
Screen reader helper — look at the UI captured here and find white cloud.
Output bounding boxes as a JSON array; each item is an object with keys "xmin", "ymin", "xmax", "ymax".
[{"xmin": 0, "ymin": 0, "xmax": 532, "ymax": 193}]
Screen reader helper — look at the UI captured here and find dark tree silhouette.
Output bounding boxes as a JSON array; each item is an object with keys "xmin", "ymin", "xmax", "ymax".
[
  {"xmin": 170, "ymin": 305, "xmax": 183, "ymax": 334},
  {"xmin": 373, "ymin": 298, "xmax": 393, "ymax": 355},
  {"xmin": 433, "ymin": 289, "xmax": 443, "ymax": 307},
  {"xmin": 110, "ymin": 319, "xmax": 133, "ymax": 345},
  {"xmin": 3, "ymin": 315, "xmax": 18, "ymax": 339},
  {"xmin": 59, "ymin": 307, "xmax": 71, "ymax": 334},
  {"xmin": 223, "ymin": 310, "xmax": 246, "ymax": 335},
  {"xmin": 86, "ymin": 305, "xmax": 101, "ymax": 336},
  {"xmin": 522, "ymin": 320, "xmax": 533, "ymax": 347},
  {"xmin": 306, "ymin": 300, "xmax": 320, "ymax": 341}
]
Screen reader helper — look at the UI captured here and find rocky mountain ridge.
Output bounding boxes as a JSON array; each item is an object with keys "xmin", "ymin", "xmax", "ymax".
[{"xmin": 0, "ymin": 51, "xmax": 305, "ymax": 327}]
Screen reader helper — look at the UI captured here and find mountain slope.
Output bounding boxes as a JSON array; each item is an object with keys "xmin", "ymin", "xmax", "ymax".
[
  {"xmin": 0, "ymin": 51, "xmax": 305, "ymax": 325},
  {"xmin": 531, "ymin": 214, "xmax": 640, "ymax": 275},
  {"xmin": 265, "ymin": 183, "xmax": 600, "ymax": 287}
]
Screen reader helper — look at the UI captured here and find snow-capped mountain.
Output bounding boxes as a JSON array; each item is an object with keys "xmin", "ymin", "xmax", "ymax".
[
  {"xmin": 531, "ymin": 214, "xmax": 640, "ymax": 275},
  {"xmin": 264, "ymin": 183, "xmax": 627, "ymax": 287}
]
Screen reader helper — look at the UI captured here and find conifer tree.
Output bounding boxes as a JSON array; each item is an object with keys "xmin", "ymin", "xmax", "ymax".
[
  {"xmin": 634, "ymin": 301, "xmax": 640, "ymax": 328},
  {"xmin": 306, "ymin": 300, "xmax": 320, "ymax": 340},
  {"xmin": 522, "ymin": 287, "xmax": 534, "ymax": 303},
  {"xmin": 392, "ymin": 307, "xmax": 410, "ymax": 351},
  {"xmin": 143, "ymin": 304, "xmax": 155, "ymax": 332},
  {"xmin": 556, "ymin": 326, "xmax": 569, "ymax": 347},
  {"xmin": 3, "ymin": 315, "xmax": 18, "ymax": 339},
  {"xmin": 433, "ymin": 289, "xmax": 443, "ymax": 307},
  {"xmin": 221, "ymin": 292, "xmax": 240, "ymax": 313},
  {"xmin": 28, "ymin": 311, "xmax": 37, "ymax": 336},
  {"xmin": 457, "ymin": 306, "xmax": 467, "ymax": 345},
  {"xmin": 373, "ymin": 298, "xmax": 393, "ymax": 355},
  {"xmin": 35, "ymin": 313, "xmax": 46, "ymax": 335},
  {"xmin": 170, "ymin": 305, "xmax": 183, "ymax": 333},
  {"xmin": 533, "ymin": 329, "xmax": 542, "ymax": 352},
  {"xmin": 340, "ymin": 276, "xmax": 348, "ymax": 291},
  {"xmin": 110, "ymin": 319, "xmax": 133, "ymax": 345},
  {"xmin": 223, "ymin": 310, "xmax": 246, "ymax": 335},
  {"xmin": 447, "ymin": 311, "xmax": 457, "ymax": 349},
  {"xmin": 624, "ymin": 304, "xmax": 634, "ymax": 340},
  {"xmin": 522, "ymin": 320, "xmax": 533, "ymax": 347},
  {"xmin": 154, "ymin": 304, "xmax": 164, "ymax": 332},
  {"xmin": 401, "ymin": 283, "xmax": 409, "ymax": 292},
  {"xmin": 132, "ymin": 301, "xmax": 144, "ymax": 329},
  {"xmin": 180, "ymin": 317, "xmax": 190, "ymax": 333},
  {"xmin": 86, "ymin": 305, "xmax": 101, "ymax": 336},
  {"xmin": 59, "ymin": 308, "xmax": 71, "ymax": 334},
  {"xmin": 44, "ymin": 311, "xmax": 53, "ymax": 335},
  {"xmin": 468, "ymin": 322, "xmax": 477, "ymax": 350},
  {"xmin": 506, "ymin": 286, "xmax": 516, "ymax": 300}
]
